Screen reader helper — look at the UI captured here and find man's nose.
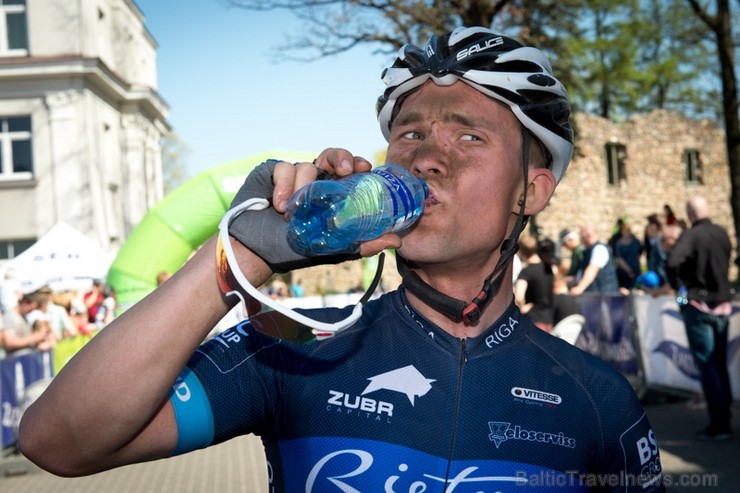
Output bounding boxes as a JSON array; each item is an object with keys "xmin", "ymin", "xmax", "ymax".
[{"xmin": 410, "ymin": 135, "xmax": 448, "ymax": 178}]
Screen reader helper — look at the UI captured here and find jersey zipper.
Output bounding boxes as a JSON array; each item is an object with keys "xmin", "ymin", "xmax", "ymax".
[{"xmin": 444, "ymin": 338, "xmax": 468, "ymax": 483}]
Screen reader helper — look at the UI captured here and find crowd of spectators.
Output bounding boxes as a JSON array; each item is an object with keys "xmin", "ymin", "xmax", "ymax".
[
  {"xmin": 0, "ymin": 274, "xmax": 118, "ymax": 359},
  {"xmin": 513, "ymin": 203, "xmax": 708, "ymax": 333}
]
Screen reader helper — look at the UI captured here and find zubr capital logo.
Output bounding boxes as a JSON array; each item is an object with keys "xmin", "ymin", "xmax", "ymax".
[
  {"xmin": 327, "ymin": 365, "xmax": 435, "ymax": 421},
  {"xmin": 362, "ymin": 365, "xmax": 436, "ymax": 405}
]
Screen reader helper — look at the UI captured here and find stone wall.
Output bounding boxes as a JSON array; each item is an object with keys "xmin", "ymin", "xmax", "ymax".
[
  {"xmin": 283, "ymin": 110, "xmax": 735, "ymax": 295},
  {"xmin": 538, "ymin": 110, "xmax": 732, "ymax": 246}
]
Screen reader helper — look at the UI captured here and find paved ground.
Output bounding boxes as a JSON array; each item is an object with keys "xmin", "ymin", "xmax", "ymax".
[
  {"xmin": 643, "ymin": 396, "xmax": 739, "ymax": 492},
  {"xmin": 1, "ymin": 397, "xmax": 737, "ymax": 492}
]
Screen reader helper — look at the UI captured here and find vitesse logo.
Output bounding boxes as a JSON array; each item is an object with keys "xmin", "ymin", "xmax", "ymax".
[{"xmin": 511, "ymin": 387, "xmax": 562, "ymax": 405}]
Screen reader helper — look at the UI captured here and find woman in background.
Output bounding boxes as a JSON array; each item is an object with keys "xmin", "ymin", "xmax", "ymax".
[{"xmin": 514, "ymin": 235, "xmax": 555, "ymax": 331}]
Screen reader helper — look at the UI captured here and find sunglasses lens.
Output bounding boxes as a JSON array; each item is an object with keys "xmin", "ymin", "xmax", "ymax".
[
  {"xmin": 217, "ymin": 236, "xmax": 319, "ymax": 343},
  {"xmin": 247, "ymin": 310, "xmax": 318, "ymax": 343}
]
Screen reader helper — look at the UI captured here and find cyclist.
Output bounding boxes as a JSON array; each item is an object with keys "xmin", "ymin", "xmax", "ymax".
[{"xmin": 20, "ymin": 26, "xmax": 665, "ymax": 492}]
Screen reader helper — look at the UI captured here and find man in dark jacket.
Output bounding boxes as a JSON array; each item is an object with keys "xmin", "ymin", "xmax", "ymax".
[{"xmin": 667, "ymin": 195, "xmax": 733, "ymax": 441}]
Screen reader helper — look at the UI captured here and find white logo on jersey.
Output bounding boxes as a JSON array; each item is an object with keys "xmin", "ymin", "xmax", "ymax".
[
  {"xmin": 488, "ymin": 421, "xmax": 576, "ymax": 449},
  {"xmin": 305, "ymin": 449, "xmax": 528, "ymax": 492},
  {"xmin": 172, "ymin": 377, "xmax": 191, "ymax": 403},
  {"xmin": 511, "ymin": 387, "xmax": 562, "ymax": 405},
  {"xmin": 485, "ymin": 317, "xmax": 519, "ymax": 347},
  {"xmin": 362, "ymin": 365, "xmax": 435, "ymax": 405}
]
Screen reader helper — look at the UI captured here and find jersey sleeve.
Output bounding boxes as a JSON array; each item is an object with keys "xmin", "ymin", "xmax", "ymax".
[
  {"xmin": 168, "ymin": 365, "xmax": 215, "ymax": 455},
  {"xmin": 589, "ymin": 370, "xmax": 666, "ymax": 492},
  {"xmin": 614, "ymin": 411, "xmax": 664, "ymax": 491},
  {"xmin": 167, "ymin": 319, "xmax": 287, "ymax": 456}
]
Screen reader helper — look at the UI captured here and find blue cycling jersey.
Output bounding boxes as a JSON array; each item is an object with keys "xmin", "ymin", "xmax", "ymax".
[{"xmin": 169, "ymin": 289, "xmax": 665, "ymax": 492}]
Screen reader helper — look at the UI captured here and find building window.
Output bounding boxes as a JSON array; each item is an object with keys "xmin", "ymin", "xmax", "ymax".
[
  {"xmin": 0, "ymin": 115, "xmax": 33, "ymax": 178},
  {"xmin": 0, "ymin": 0, "xmax": 28, "ymax": 55},
  {"xmin": 605, "ymin": 142, "xmax": 627, "ymax": 186},
  {"xmin": 0, "ymin": 237, "xmax": 34, "ymax": 260},
  {"xmin": 684, "ymin": 149, "xmax": 703, "ymax": 185}
]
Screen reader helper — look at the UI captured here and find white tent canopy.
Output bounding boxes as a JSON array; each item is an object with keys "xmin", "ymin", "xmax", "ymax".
[{"xmin": 0, "ymin": 222, "xmax": 114, "ymax": 294}]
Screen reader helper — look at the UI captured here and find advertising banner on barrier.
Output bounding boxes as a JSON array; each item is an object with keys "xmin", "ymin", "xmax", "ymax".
[
  {"xmin": 632, "ymin": 295, "xmax": 740, "ymax": 399},
  {"xmin": 1, "ymin": 351, "xmax": 54, "ymax": 449},
  {"xmin": 576, "ymin": 295, "xmax": 638, "ymax": 377}
]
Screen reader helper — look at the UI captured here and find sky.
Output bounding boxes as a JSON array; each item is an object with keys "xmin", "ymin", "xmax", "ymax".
[{"xmin": 134, "ymin": 1, "xmax": 392, "ymax": 179}]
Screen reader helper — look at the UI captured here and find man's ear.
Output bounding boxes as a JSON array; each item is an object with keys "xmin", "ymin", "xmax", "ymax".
[{"xmin": 512, "ymin": 168, "xmax": 556, "ymax": 215}]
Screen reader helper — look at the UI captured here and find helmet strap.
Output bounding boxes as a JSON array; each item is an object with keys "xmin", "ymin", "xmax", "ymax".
[{"xmin": 398, "ymin": 128, "xmax": 532, "ymax": 324}]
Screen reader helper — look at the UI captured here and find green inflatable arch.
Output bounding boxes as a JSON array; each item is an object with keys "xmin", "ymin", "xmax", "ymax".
[{"xmin": 107, "ymin": 150, "xmax": 315, "ymax": 311}]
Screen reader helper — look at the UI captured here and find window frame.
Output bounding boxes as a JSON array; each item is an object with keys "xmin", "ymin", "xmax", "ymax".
[
  {"xmin": 605, "ymin": 142, "xmax": 627, "ymax": 186},
  {"xmin": 0, "ymin": 237, "xmax": 35, "ymax": 260},
  {"xmin": 683, "ymin": 148, "xmax": 703, "ymax": 185},
  {"xmin": 0, "ymin": 115, "xmax": 33, "ymax": 181},
  {"xmin": 0, "ymin": 0, "xmax": 28, "ymax": 56}
]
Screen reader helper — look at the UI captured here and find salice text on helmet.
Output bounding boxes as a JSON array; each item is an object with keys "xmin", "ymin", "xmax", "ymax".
[{"xmin": 456, "ymin": 36, "xmax": 504, "ymax": 61}]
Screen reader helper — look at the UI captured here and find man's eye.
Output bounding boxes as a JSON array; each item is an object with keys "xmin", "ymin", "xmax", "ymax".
[
  {"xmin": 461, "ymin": 134, "xmax": 481, "ymax": 141},
  {"xmin": 402, "ymin": 131, "xmax": 423, "ymax": 140}
]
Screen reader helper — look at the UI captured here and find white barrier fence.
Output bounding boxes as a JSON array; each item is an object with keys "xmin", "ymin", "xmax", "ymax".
[{"xmin": 632, "ymin": 294, "xmax": 740, "ymax": 399}]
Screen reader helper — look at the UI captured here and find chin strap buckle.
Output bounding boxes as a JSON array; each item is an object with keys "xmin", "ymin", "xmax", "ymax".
[
  {"xmin": 461, "ymin": 302, "xmax": 481, "ymax": 324},
  {"xmin": 461, "ymin": 282, "xmax": 492, "ymax": 324}
]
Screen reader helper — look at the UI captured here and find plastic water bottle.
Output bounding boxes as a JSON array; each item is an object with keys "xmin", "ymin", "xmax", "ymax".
[{"xmin": 286, "ymin": 164, "xmax": 428, "ymax": 256}]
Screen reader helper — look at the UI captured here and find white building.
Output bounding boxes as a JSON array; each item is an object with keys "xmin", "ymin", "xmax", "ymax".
[{"xmin": 0, "ymin": 0, "xmax": 168, "ymax": 263}]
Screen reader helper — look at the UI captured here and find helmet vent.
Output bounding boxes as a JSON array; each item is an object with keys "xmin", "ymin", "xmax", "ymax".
[{"xmin": 528, "ymin": 73, "xmax": 557, "ymax": 87}]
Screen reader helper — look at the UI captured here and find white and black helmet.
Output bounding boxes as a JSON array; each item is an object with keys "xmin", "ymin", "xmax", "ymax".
[{"xmin": 377, "ymin": 26, "xmax": 573, "ymax": 183}]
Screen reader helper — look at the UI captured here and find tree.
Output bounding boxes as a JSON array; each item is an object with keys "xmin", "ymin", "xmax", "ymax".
[
  {"xmin": 686, "ymin": 0, "xmax": 740, "ymax": 246},
  {"xmin": 225, "ymin": 0, "xmax": 738, "ymax": 239},
  {"xmin": 223, "ymin": 0, "xmax": 576, "ymax": 57},
  {"xmin": 634, "ymin": 0, "xmax": 720, "ymax": 119},
  {"xmin": 225, "ymin": 1, "xmax": 721, "ymax": 118},
  {"xmin": 223, "ymin": 0, "xmax": 583, "ymax": 111},
  {"xmin": 562, "ymin": 0, "xmax": 719, "ymax": 120},
  {"xmin": 563, "ymin": 0, "xmax": 643, "ymax": 120},
  {"xmin": 161, "ymin": 132, "xmax": 190, "ymax": 194}
]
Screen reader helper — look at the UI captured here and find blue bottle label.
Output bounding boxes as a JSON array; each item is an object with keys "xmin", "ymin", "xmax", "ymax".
[{"xmin": 373, "ymin": 168, "xmax": 414, "ymax": 222}]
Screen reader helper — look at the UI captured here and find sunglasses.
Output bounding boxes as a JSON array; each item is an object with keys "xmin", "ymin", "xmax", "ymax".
[{"xmin": 216, "ymin": 198, "xmax": 385, "ymax": 342}]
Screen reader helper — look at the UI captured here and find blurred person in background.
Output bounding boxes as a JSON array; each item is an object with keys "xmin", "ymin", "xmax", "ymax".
[
  {"xmin": 514, "ymin": 235, "xmax": 555, "ymax": 331},
  {"xmin": 613, "ymin": 218, "xmax": 643, "ymax": 291},
  {"xmin": 1, "ymin": 290, "xmax": 56, "ymax": 357},
  {"xmin": 156, "ymin": 271, "xmax": 172, "ymax": 286},
  {"xmin": 569, "ymin": 224, "xmax": 619, "ymax": 295},
  {"xmin": 559, "ymin": 229, "xmax": 584, "ymax": 284},
  {"xmin": 667, "ymin": 196, "xmax": 733, "ymax": 441},
  {"xmin": 644, "ymin": 223, "xmax": 683, "ymax": 296},
  {"xmin": 95, "ymin": 286, "xmax": 117, "ymax": 329},
  {"xmin": 35, "ymin": 286, "xmax": 77, "ymax": 340},
  {"xmin": 83, "ymin": 280, "xmax": 105, "ymax": 325},
  {"xmin": 643, "ymin": 214, "xmax": 662, "ymax": 268},
  {"xmin": 0, "ymin": 268, "xmax": 22, "ymax": 314}
]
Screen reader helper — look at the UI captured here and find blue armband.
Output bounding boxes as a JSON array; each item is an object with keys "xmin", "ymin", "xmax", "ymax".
[{"xmin": 168, "ymin": 366, "xmax": 215, "ymax": 456}]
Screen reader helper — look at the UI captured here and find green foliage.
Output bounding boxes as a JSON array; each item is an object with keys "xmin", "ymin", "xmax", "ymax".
[
  {"xmin": 225, "ymin": 0, "xmax": 727, "ymax": 123},
  {"xmin": 161, "ymin": 131, "xmax": 190, "ymax": 194},
  {"xmin": 560, "ymin": 0, "xmax": 719, "ymax": 121}
]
